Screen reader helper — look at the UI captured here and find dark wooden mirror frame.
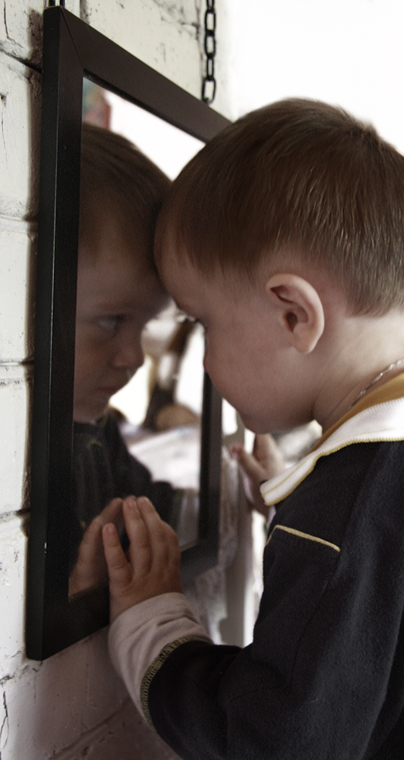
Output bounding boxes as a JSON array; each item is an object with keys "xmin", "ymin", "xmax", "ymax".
[{"xmin": 26, "ymin": 5, "xmax": 230, "ymax": 660}]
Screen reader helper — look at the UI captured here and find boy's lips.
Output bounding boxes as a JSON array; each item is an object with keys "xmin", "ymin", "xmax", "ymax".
[{"xmin": 97, "ymin": 386, "xmax": 122, "ymax": 397}]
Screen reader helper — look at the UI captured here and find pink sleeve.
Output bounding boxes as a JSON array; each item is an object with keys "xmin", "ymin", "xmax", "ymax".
[{"xmin": 108, "ymin": 592, "xmax": 212, "ymax": 718}]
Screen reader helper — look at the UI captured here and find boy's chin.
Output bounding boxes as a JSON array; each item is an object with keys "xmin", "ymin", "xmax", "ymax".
[
  {"xmin": 73, "ymin": 402, "xmax": 108, "ymax": 425},
  {"xmin": 240, "ymin": 412, "xmax": 300, "ymax": 436},
  {"xmin": 239, "ymin": 414, "xmax": 270, "ymax": 435}
]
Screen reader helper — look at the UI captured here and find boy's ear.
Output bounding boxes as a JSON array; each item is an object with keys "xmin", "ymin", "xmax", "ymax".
[{"xmin": 265, "ymin": 273, "xmax": 325, "ymax": 353}]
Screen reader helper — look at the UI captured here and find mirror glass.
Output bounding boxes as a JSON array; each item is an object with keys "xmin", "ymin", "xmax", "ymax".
[{"xmin": 69, "ymin": 83, "xmax": 206, "ymax": 596}]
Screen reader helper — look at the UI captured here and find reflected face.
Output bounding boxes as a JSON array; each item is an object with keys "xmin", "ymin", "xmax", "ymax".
[
  {"xmin": 74, "ymin": 224, "xmax": 168, "ymax": 423},
  {"xmin": 160, "ymin": 248, "xmax": 307, "ymax": 434}
]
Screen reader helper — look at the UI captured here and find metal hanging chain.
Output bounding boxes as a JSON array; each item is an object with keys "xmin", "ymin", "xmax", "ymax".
[
  {"xmin": 48, "ymin": 1, "xmax": 66, "ymax": 6},
  {"xmin": 202, "ymin": 0, "xmax": 217, "ymax": 105}
]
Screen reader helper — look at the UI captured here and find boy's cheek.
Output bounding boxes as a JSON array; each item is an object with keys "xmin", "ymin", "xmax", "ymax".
[
  {"xmin": 73, "ymin": 361, "xmax": 99, "ymax": 422},
  {"xmin": 74, "ymin": 338, "xmax": 105, "ymax": 388}
]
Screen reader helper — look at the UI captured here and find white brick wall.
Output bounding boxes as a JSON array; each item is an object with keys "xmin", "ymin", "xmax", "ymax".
[
  {"xmin": 0, "ymin": 0, "xmax": 80, "ymax": 64},
  {"xmin": 0, "ymin": 55, "xmax": 41, "ymax": 220},
  {"xmin": 0, "ymin": 2, "xmax": 231, "ymax": 758},
  {"xmin": 81, "ymin": 0, "xmax": 202, "ymax": 95}
]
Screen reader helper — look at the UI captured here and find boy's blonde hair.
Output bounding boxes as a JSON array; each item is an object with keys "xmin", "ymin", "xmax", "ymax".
[
  {"xmin": 80, "ymin": 123, "xmax": 170, "ymax": 268},
  {"xmin": 156, "ymin": 98, "xmax": 404, "ymax": 315}
]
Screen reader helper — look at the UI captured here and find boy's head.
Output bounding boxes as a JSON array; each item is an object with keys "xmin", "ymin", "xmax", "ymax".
[
  {"xmin": 156, "ymin": 99, "xmax": 404, "ymax": 433},
  {"xmin": 156, "ymin": 98, "xmax": 404, "ymax": 317},
  {"xmin": 74, "ymin": 123, "xmax": 170, "ymax": 424}
]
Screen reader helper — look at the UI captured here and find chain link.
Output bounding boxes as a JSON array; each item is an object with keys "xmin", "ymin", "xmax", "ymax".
[{"xmin": 202, "ymin": 0, "xmax": 217, "ymax": 105}]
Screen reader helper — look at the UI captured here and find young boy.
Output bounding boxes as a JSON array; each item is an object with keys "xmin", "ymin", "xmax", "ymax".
[
  {"xmin": 69, "ymin": 123, "xmax": 174, "ymax": 594},
  {"xmin": 102, "ymin": 99, "xmax": 404, "ymax": 758}
]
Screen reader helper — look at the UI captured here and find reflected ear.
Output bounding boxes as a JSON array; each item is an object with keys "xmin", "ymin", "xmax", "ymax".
[{"xmin": 266, "ymin": 273, "xmax": 325, "ymax": 354}]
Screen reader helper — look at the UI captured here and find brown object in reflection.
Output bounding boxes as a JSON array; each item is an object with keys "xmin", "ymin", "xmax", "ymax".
[
  {"xmin": 155, "ymin": 403, "xmax": 199, "ymax": 431},
  {"xmin": 144, "ymin": 318, "xmax": 198, "ymax": 430}
]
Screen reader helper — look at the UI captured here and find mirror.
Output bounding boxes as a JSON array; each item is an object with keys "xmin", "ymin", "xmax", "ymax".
[
  {"xmin": 27, "ymin": 6, "xmax": 230, "ymax": 660},
  {"xmin": 70, "ymin": 86, "xmax": 208, "ymax": 597}
]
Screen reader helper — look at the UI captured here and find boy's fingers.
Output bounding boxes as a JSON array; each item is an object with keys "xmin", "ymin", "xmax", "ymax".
[
  {"xmin": 75, "ymin": 518, "xmax": 103, "ymax": 568},
  {"xmin": 69, "ymin": 519, "xmax": 104, "ymax": 595},
  {"xmin": 98, "ymin": 497, "xmax": 123, "ymax": 526},
  {"xmin": 83, "ymin": 516, "xmax": 102, "ymax": 545},
  {"xmin": 253, "ymin": 434, "xmax": 285, "ymax": 475},
  {"xmin": 137, "ymin": 499, "xmax": 182, "ymax": 584},
  {"xmin": 253, "ymin": 433, "xmax": 274, "ymax": 459},
  {"xmin": 231, "ymin": 443, "xmax": 267, "ymax": 481},
  {"xmin": 102, "ymin": 523, "xmax": 132, "ymax": 588},
  {"xmin": 166, "ymin": 522, "xmax": 182, "ymax": 568},
  {"xmin": 144, "ymin": 500, "xmax": 181, "ymax": 558},
  {"xmin": 136, "ymin": 496, "xmax": 171, "ymax": 565},
  {"xmin": 122, "ymin": 497, "xmax": 155, "ymax": 576},
  {"xmin": 231, "ymin": 435, "xmax": 286, "ymax": 481}
]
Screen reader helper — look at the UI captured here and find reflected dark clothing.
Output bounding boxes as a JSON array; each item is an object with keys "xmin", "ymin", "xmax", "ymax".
[{"xmin": 70, "ymin": 412, "xmax": 173, "ymax": 570}]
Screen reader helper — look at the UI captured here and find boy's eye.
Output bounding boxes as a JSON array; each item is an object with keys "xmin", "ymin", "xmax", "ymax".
[{"xmin": 97, "ymin": 316, "xmax": 123, "ymax": 332}]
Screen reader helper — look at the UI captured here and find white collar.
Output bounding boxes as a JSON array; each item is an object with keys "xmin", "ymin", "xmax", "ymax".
[{"xmin": 260, "ymin": 393, "xmax": 404, "ymax": 508}]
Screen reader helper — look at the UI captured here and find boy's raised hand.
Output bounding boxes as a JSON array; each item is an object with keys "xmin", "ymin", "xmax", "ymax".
[
  {"xmin": 230, "ymin": 434, "xmax": 286, "ymax": 516},
  {"xmin": 102, "ymin": 496, "xmax": 183, "ymax": 623},
  {"xmin": 69, "ymin": 497, "xmax": 124, "ymax": 596}
]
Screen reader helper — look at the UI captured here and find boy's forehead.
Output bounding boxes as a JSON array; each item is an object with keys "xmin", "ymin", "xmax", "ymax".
[
  {"xmin": 160, "ymin": 240, "xmax": 258, "ymax": 296},
  {"xmin": 77, "ymin": 247, "xmax": 167, "ymax": 311},
  {"xmin": 159, "ymin": 245, "xmax": 251, "ymax": 323},
  {"xmin": 159, "ymin": 246, "xmax": 206, "ymax": 308}
]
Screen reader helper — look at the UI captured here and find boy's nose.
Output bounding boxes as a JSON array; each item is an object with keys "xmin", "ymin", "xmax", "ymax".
[{"xmin": 112, "ymin": 334, "xmax": 144, "ymax": 373}]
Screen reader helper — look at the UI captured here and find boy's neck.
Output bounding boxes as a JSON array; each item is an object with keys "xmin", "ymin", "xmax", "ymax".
[{"xmin": 312, "ymin": 309, "xmax": 404, "ymax": 431}]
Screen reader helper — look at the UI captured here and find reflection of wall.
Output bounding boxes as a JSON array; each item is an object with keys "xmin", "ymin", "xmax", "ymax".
[
  {"xmin": 106, "ymin": 91, "xmax": 204, "ymax": 180},
  {"xmin": 0, "ymin": 2, "xmax": 232, "ymax": 759}
]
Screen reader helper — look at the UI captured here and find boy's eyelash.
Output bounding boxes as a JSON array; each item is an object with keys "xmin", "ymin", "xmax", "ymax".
[{"xmin": 97, "ymin": 315, "xmax": 123, "ymax": 331}]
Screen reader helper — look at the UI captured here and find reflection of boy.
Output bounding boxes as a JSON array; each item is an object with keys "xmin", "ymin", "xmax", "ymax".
[
  {"xmin": 103, "ymin": 100, "xmax": 404, "ymax": 757},
  {"xmin": 70, "ymin": 124, "xmax": 173, "ymax": 592}
]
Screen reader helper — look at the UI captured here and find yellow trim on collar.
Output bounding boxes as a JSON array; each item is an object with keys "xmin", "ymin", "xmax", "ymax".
[
  {"xmin": 311, "ymin": 372, "xmax": 404, "ymax": 452},
  {"xmin": 262, "ymin": 432, "xmax": 404, "ymax": 507},
  {"xmin": 260, "ymin": 373, "xmax": 404, "ymax": 507}
]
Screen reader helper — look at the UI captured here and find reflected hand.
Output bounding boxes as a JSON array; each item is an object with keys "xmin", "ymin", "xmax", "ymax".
[
  {"xmin": 230, "ymin": 434, "xmax": 286, "ymax": 517},
  {"xmin": 102, "ymin": 496, "xmax": 183, "ymax": 623},
  {"xmin": 69, "ymin": 497, "xmax": 124, "ymax": 596}
]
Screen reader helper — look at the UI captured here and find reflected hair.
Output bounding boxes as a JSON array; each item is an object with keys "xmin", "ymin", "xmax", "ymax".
[
  {"xmin": 80, "ymin": 122, "xmax": 170, "ymax": 267},
  {"xmin": 156, "ymin": 98, "xmax": 404, "ymax": 315}
]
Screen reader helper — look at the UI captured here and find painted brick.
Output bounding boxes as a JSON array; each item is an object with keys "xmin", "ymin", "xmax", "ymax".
[
  {"xmin": 0, "ymin": 218, "xmax": 36, "ymax": 363},
  {"xmin": 0, "ymin": 366, "xmax": 31, "ymax": 515},
  {"xmin": 1, "ymin": 628, "xmax": 128, "ymax": 760},
  {"xmin": 57, "ymin": 699, "xmax": 181, "ymax": 760},
  {"xmin": 81, "ymin": 0, "xmax": 202, "ymax": 97},
  {"xmin": 0, "ymin": 0, "xmax": 80, "ymax": 66},
  {"xmin": 0, "ymin": 518, "xmax": 129, "ymax": 760},
  {"xmin": 0, "ymin": 52, "xmax": 41, "ymax": 219},
  {"xmin": 0, "ymin": 517, "xmax": 26, "ymax": 673}
]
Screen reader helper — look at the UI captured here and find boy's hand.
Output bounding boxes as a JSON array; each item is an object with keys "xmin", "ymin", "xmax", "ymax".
[
  {"xmin": 102, "ymin": 496, "xmax": 183, "ymax": 623},
  {"xmin": 69, "ymin": 498, "xmax": 124, "ymax": 596},
  {"xmin": 230, "ymin": 434, "xmax": 286, "ymax": 517}
]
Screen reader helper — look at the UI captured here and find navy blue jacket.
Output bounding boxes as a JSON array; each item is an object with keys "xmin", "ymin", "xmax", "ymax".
[{"xmin": 146, "ymin": 441, "xmax": 404, "ymax": 759}]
